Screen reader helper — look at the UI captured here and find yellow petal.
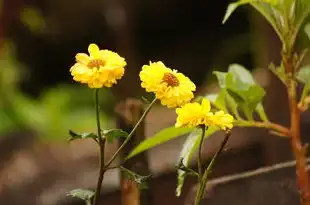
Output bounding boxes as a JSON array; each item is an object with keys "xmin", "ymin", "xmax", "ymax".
[
  {"xmin": 75, "ymin": 53, "xmax": 90, "ymax": 65},
  {"xmin": 88, "ymin": 43, "xmax": 100, "ymax": 58},
  {"xmin": 201, "ymin": 99, "xmax": 211, "ymax": 112}
]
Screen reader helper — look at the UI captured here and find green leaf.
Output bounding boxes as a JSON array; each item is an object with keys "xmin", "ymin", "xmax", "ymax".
[
  {"xmin": 226, "ymin": 91, "xmax": 242, "ymax": 120},
  {"xmin": 176, "ymin": 159, "xmax": 199, "ymax": 177},
  {"xmin": 120, "ymin": 166, "xmax": 151, "ymax": 189},
  {"xmin": 176, "ymin": 127, "xmax": 218, "ymax": 197},
  {"xmin": 214, "ymin": 64, "xmax": 266, "ymax": 120},
  {"xmin": 228, "ymin": 64, "xmax": 255, "ymax": 85},
  {"xmin": 213, "ymin": 71, "xmax": 230, "ymax": 88},
  {"xmin": 67, "ymin": 189, "xmax": 95, "ymax": 205},
  {"xmin": 103, "ymin": 129, "xmax": 128, "ymax": 143},
  {"xmin": 68, "ymin": 130, "xmax": 97, "ymax": 141},
  {"xmin": 222, "ymin": 0, "xmax": 254, "ymax": 24},
  {"xmin": 256, "ymin": 103, "xmax": 269, "ymax": 121},
  {"xmin": 268, "ymin": 63, "xmax": 286, "ymax": 84},
  {"xmin": 297, "ymin": 65, "xmax": 310, "ymax": 84},
  {"xmin": 205, "ymin": 90, "xmax": 227, "ymax": 112},
  {"xmin": 126, "ymin": 126, "xmax": 194, "ymax": 160}
]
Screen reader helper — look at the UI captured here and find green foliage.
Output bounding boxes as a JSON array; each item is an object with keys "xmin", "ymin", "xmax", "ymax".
[
  {"xmin": 67, "ymin": 189, "xmax": 95, "ymax": 205},
  {"xmin": 103, "ymin": 129, "xmax": 128, "ymax": 143},
  {"xmin": 223, "ymin": 1, "xmax": 283, "ymax": 39},
  {"xmin": 305, "ymin": 23, "xmax": 310, "ymax": 40},
  {"xmin": 297, "ymin": 65, "xmax": 310, "ymax": 84},
  {"xmin": 297, "ymin": 65, "xmax": 310, "ymax": 101},
  {"xmin": 222, "ymin": 0, "xmax": 255, "ymax": 24},
  {"xmin": 269, "ymin": 63, "xmax": 286, "ymax": 84},
  {"xmin": 176, "ymin": 127, "xmax": 218, "ymax": 197},
  {"xmin": 212, "ymin": 64, "xmax": 267, "ymax": 121},
  {"xmin": 126, "ymin": 126, "xmax": 194, "ymax": 160},
  {"xmin": 223, "ymin": 0, "xmax": 310, "ymax": 45},
  {"xmin": 120, "ymin": 166, "xmax": 151, "ymax": 189},
  {"xmin": 176, "ymin": 159, "xmax": 199, "ymax": 177},
  {"xmin": 20, "ymin": 6, "xmax": 46, "ymax": 34},
  {"xmin": 68, "ymin": 130, "xmax": 98, "ymax": 141}
]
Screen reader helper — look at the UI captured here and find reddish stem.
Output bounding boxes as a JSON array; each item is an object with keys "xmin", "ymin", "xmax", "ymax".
[{"xmin": 285, "ymin": 52, "xmax": 310, "ymax": 205}]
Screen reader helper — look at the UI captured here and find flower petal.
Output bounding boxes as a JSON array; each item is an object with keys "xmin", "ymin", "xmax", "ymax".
[
  {"xmin": 75, "ymin": 53, "xmax": 90, "ymax": 65},
  {"xmin": 201, "ymin": 99, "xmax": 211, "ymax": 112},
  {"xmin": 88, "ymin": 43, "xmax": 100, "ymax": 58}
]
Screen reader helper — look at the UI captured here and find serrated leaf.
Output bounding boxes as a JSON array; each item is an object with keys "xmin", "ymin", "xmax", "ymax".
[
  {"xmin": 297, "ymin": 65, "xmax": 310, "ymax": 84},
  {"xmin": 103, "ymin": 129, "xmax": 128, "ymax": 143},
  {"xmin": 67, "ymin": 189, "xmax": 95, "ymax": 205},
  {"xmin": 120, "ymin": 166, "xmax": 151, "ymax": 189},
  {"xmin": 176, "ymin": 127, "xmax": 218, "ymax": 197},
  {"xmin": 126, "ymin": 126, "xmax": 194, "ymax": 160},
  {"xmin": 68, "ymin": 130, "xmax": 97, "ymax": 141}
]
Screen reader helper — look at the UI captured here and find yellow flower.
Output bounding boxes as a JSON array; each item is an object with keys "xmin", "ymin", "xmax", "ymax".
[
  {"xmin": 175, "ymin": 99, "xmax": 212, "ymax": 128},
  {"xmin": 70, "ymin": 43, "xmax": 126, "ymax": 88},
  {"xmin": 211, "ymin": 111, "xmax": 234, "ymax": 130},
  {"xmin": 139, "ymin": 61, "xmax": 196, "ymax": 108},
  {"xmin": 175, "ymin": 99, "xmax": 234, "ymax": 130}
]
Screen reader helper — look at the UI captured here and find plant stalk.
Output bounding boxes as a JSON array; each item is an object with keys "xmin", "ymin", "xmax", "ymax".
[
  {"xmin": 284, "ymin": 50, "xmax": 310, "ymax": 205},
  {"xmin": 93, "ymin": 89, "xmax": 106, "ymax": 205},
  {"xmin": 194, "ymin": 130, "xmax": 231, "ymax": 205},
  {"xmin": 105, "ymin": 98, "xmax": 157, "ymax": 168},
  {"xmin": 197, "ymin": 126, "xmax": 206, "ymax": 176}
]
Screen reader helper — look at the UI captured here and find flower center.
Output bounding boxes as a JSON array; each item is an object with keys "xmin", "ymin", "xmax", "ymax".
[
  {"xmin": 162, "ymin": 72, "xmax": 179, "ymax": 87},
  {"xmin": 87, "ymin": 59, "xmax": 105, "ymax": 69}
]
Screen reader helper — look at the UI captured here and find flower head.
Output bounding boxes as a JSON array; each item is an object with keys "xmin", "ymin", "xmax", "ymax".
[
  {"xmin": 70, "ymin": 43, "xmax": 126, "ymax": 88},
  {"xmin": 139, "ymin": 61, "xmax": 196, "ymax": 108},
  {"xmin": 175, "ymin": 99, "xmax": 234, "ymax": 130}
]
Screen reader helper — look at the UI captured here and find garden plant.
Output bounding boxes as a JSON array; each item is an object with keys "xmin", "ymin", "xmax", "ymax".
[{"xmin": 66, "ymin": 1, "xmax": 310, "ymax": 205}]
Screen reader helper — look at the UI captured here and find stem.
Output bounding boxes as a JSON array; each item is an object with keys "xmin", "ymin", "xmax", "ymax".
[
  {"xmin": 284, "ymin": 50, "xmax": 310, "ymax": 204},
  {"xmin": 197, "ymin": 126, "xmax": 206, "ymax": 177},
  {"xmin": 234, "ymin": 120, "xmax": 291, "ymax": 137},
  {"xmin": 194, "ymin": 130, "xmax": 231, "ymax": 205},
  {"xmin": 288, "ymin": 81, "xmax": 310, "ymax": 204},
  {"xmin": 105, "ymin": 98, "xmax": 157, "ymax": 168},
  {"xmin": 93, "ymin": 89, "xmax": 106, "ymax": 205}
]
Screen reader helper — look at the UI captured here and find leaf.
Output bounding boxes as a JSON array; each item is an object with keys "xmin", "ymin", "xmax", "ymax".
[
  {"xmin": 176, "ymin": 159, "xmax": 199, "ymax": 177},
  {"xmin": 268, "ymin": 63, "xmax": 286, "ymax": 84},
  {"xmin": 67, "ymin": 189, "xmax": 95, "ymax": 205},
  {"xmin": 213, "ymin": 71, "xmax": 230, "ymax": 88},
  {"xmin": 222, "ymin": 0, "xmax": 254, "ymax": 24},
  {"xmin": 297, "ymin": 65, "xmax": 310, "ymax": 84},
  {"xmin": 205, "ymin": 90, "xmax": 227, "ymax": 112},
  {"xmin": 68, "ymin": 130, "xmax": 97, "ymax": 141},
  {"xmin": 120, "ymin": 166, "xmax": 151, "ymax": 189},
  {"xmin": 103, "ymin": 129, "xmax": 128, "ymax": 143},
  {"xmin": 214, "ymin": 64, "xmax": 266, "ymax": 120},
  {"xmin": 228, "ymin": 64, "xmax": 255, "ymax": 85},
  {"xmin": 176, "ymin": 127, "xmax": 218, "ymax": 197},
  {"xmin": 126, "ymin": 126, "xmax": 194, "ymax": 160},
  {"xmin": 256, "ymin": 102, "xmax": 269, "ymax": 122}
]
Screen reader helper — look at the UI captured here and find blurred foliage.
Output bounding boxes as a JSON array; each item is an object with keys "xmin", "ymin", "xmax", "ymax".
[
  {"xmin": 20, "ymin": 6, "xmax": 46, "ymax": 34},
  {"xmin": 0, "ymin": 41, "xmax": 115, "ymax": 140}
]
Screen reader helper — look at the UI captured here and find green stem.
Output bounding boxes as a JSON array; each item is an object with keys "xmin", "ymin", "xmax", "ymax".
[
  {"xmin": 194, "ymin": 131, "xmax": 231, "ymax": 205},
  {"xmin": 93, "ymin": 89, "xmax": 106, "ymax": 205},
  {"xmin": 104, "ymin": 97, "xmax": 157, "ymax": 168},
  {"xmin": 197, "ymin": 126, "xmax": 206, "ymax": 177}
]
